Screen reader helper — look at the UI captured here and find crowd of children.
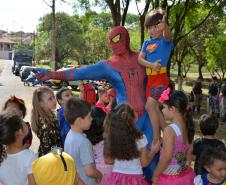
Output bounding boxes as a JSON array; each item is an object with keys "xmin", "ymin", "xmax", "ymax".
[
  {"xmin": 0, "ymin": 85, "xmax": 225, "ymax": 185},
  {"xmin": 0, "ymin": 7, "xmax": 226, "ymax": 185}
]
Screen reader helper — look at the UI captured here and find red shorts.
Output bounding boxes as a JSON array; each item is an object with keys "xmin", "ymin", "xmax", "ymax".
[{"xmin": 146, "ymin": 74, "xmax": 169, "ymax": 98}]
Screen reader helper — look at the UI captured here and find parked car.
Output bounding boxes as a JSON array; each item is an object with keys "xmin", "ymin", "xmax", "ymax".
[
  {"xmin": 19, "ymin": 66, "xmax": 37, "ymax": 82},
  {"xmin": 19, "ymin": 66, "xmax": 36, "ymax": 82}
]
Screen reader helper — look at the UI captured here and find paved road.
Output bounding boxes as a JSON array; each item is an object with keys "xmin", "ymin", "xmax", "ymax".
[{"xmin": 0, "ymin": 59, "xmax": 39, "ymax": 152}]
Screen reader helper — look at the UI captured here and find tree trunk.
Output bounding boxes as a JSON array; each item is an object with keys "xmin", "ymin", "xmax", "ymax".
[
  {"xmin": 55, "ymin": 49, "xmax": 61, "ymax": 69},
  {"xmin": 198, "ymin": 63, "xmax": 204, "ymax": 80},
  {"xmin": 177, "ymin": 60, "xmax": 183, "ymax": 90},
  {"xmin": 177, "ymin": 61, "xmax": 182, "ymax": 77},
  {"xmin": 106, "ymin": 0, "xmax": 121, "ymax": 26},
  {"xmin": 138, "ymin": 0, "xmax": 151, "ymax": 48},
  {"xmin": 177, "ymin": 75, "xmax": 183, "ymax": 91},
  {"xmin": 51, "ymin": 0, "xmax": 57, "ymax": 71},
  {"xmin": 140, "ymin": 15, "xmax": 145, "ymax": 48},
  {"xmin": 121, "ymin": 0, "xmax": 130, "ymax": 26},
  {"xmin": 167, "ymin": 50, "xmax": 174, "ymax": 77}
]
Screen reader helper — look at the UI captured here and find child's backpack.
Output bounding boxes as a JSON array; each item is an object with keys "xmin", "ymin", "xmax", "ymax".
[{"xmin": 83, "ymin": 83, "xmax": 97, "ymax": 105}]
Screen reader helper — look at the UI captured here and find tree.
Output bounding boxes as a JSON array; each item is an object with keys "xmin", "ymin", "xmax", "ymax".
[
  {"xmin": 206, "ymin": 34, "xmax": 226, "ymax": 78},
  {"xmin": 78, "ymin": 12, "xmax": 111, "ymax": 64},
  {"xmin": 81, "ymin": 27, "xmax": 111, "ymax": 64},
  {"xmin": 35, "ymin": 32, "xmax": 51, "ymax": 62},
  {"xmin": 132, "ymin": 0, "xmax": 224, "ymax": 76},
  {"xmin": 186, "ymin": 6, "xmax": 226, "ymax": 79},
  {"xmin": 74, "ymin": 0, "xmax": 132, "ymax": 26},
  {"xmin": 172, "ymin": 38, "xmax": 189, "ymax": 77},
  {"xmin": 36, "ymin": 13, "xmax": 84, "ymax": 68}
]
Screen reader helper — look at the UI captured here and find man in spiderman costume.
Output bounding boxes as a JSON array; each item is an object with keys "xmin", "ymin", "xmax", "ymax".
[{"xmin": 35, "ymin": 26, "xmax": 158, "ymax": 181}]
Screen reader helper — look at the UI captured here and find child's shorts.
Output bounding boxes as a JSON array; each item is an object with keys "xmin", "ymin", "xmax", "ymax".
[
  {"xmin": 148, "ymin": 87, "xmax": 166, "ymax": 100},
  {"xmin": 146, "ymin": 74, "xmax": 169, "ymax": 100}
]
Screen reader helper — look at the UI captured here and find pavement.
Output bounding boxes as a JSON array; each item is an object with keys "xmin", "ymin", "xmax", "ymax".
[{"xmin": 0, "ymin": 59, "xmax": 39, "ymax": 152}]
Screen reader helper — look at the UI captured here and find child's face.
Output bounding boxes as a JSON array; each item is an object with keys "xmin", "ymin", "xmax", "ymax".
[
  {"xmin": 17, "ymin": 121, "xmax": 29, "ymax": 140},
  {"xmin": 148, "ymin": 24, "xmax": 163, "ymax": 39},
  {"xmin": 206, "ymin": 159, "xmax": 226, "ymax": 182},
  {"xmin": 162, "ymin": 104, "xmax": 174, "ymax": 120},
  {"xmin": 100, "ymin": 93, "xmax": 110, "ymax": 105},
  {"xmin": 22, "ymin": 121, "xmax": 29, "ymax": 136},
  {"xmin": 6, "ymin": 102, "xmax": 23, "ymax": 118},
  {"xmin": 79, "ymin": 112, "xmax": 93, "ymax": 131},
  {"xmin": 59, "ymin": 90, "xmax": 73, "ymax": 106},
  {"xmin": 40, "ymin": 91, "xmax": 57, "ymax": 111}
]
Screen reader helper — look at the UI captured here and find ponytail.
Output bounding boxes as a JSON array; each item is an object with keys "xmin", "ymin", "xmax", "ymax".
[
  {"xmin": 184, "ymin": 107, "xmax": 194, "ymax": 144},
  {"xmin": 0, "ymin": 144, "xmax": 6, "ymax": 165},
  {"xmin": 162, "ymin": 90, "xmax": 195, "ymax": 144}
]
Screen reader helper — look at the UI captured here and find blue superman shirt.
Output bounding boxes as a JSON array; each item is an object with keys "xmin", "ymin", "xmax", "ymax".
[{"xmin": 141, "ymin": 36, "xmax": 173, "ymax": 69}]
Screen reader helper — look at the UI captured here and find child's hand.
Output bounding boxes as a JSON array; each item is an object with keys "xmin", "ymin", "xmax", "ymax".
[
  {"xmin": 152, "ymin": 174, "xmax": 159, "ymax": 185},
  {"xmin": 158, "ymin": 15, "xmax": 167, "ymax": 31},
  {"xmin": 150, "ymin": 140, "xmax": 161, "ymax": 154},
  {"xmin": 150, "ymin": 60, "xmax": 161, "ymax": 71},
  {"xmin": 96, "ymin": 171, "xmax": 103, "ymax": 183},
  {"xmin": 79, "ymin": 81, "xmax": 84, "ymax": 92}
]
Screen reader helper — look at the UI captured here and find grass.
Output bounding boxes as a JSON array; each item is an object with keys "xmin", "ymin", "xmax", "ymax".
[{"xmin": 35, "ymin": 64, "xmax": 51, "ymax": 70}]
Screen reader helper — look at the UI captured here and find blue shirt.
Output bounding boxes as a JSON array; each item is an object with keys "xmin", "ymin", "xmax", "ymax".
[
  {"xmin": 141, "ymin": 36, "xmax": 173, "ymax": 69},
  {"xmin": 201, "ymin": 173, "xmax": 226, "ymax": 185},
  {"xmin": 57, "ymin": 107, "xmax": 70, "ymax": 145}
]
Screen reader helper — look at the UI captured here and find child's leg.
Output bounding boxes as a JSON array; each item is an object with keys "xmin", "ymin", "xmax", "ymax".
[{"xmin": 145, "ymin": 97, "xmax": 165, "ymax": 144}]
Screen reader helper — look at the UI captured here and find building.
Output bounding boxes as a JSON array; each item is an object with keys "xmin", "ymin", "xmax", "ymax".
[{"xmin": 0, "ymin": 37, "xmax": 14, "ymax": 60}]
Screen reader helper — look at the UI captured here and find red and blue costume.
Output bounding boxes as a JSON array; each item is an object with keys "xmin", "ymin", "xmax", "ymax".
[
  {"xmin": 35, "ymin": 26, "xmax": 158, "ymax": 182},
  {"xmin": 141, "ymin": 36, "xmax": 173, "ymax": 99}
]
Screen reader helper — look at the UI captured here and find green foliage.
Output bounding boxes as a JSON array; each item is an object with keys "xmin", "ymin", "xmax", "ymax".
[
  {"xmin": 129, "ymin": 28, "xmax": 141, "ymax": 51},
  {"xmin": 125, "ymin": 13, "xmax": 139, "ymax": 28},
  {"xmin": 35, "ymin": 32, "xmax": 51, "ymax": 62},
  {"xmin": 14, "ymin": 41, "xmax": 34, "ymax": 50},
  {"xmin": 34, "ymin": 1, "xmax": 225, "ymax": 77},
  {"xmin": 60, "ymin": 59, "xmax": 79, "ymax": 68},
  {"xmin": 81, "ymin": 26, "xmax": 110, "ymax": 64},
  {"xmin": 90, "ymin": 12, "xmax": 113, "ymax": 29},
  {"xmin": 36, "ymin": 12, "xmax": 84, "ymax": 67},
  {"xmin": 206, "ymin": 33, "xmax": 226, "ymax": 77}
]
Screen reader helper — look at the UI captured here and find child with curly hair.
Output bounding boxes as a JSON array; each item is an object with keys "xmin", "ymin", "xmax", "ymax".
[{"xmin": 103, "ymin": 103, "xmax": 160, "ymax": 185}]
